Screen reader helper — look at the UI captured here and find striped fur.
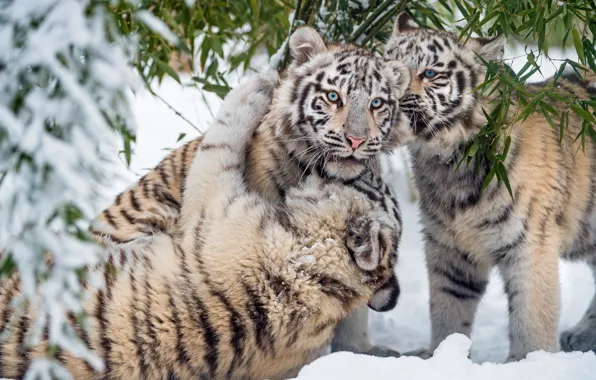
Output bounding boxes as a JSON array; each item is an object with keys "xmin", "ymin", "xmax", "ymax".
[
  {"xmin": 385, "ymin": 11, "xmax": 596, "ymax": 361},
  {"xmin": 89, "ymin": 27, "xmax": 408, "ymax": 356},
  {"xmin": 0, "ymin": 72, "xmax": 400, "ymax": 380},
  {"xmin": 89, "ymin": 137, "xmax": 202, "ymax": 245}
]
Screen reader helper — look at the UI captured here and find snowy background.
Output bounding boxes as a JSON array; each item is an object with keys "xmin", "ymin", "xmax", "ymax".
[{"xmin": 98, "ymin": 44, "xmax": 596, "ymax": 379}]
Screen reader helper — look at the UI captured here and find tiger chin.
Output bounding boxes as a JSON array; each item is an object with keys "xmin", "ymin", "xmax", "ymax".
[
  {"xmin": 385, "ymin": 11, "xmax": 596, "ymax": 361},
  {"xmin": 89, "ymin": 26, "xmax": 410, "ymax": 358},
  {"xmin": 0, "ymin": 73, "xmax": 401, "ymax": 380}
]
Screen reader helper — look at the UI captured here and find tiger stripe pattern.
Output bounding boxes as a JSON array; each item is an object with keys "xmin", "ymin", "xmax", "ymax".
[
  {"xmin": 89, "ymin": 137, "xmax": 203, "ymax": 245},
  {"xmin": 385, "ymin": 11, "xmax": 596, "ymax": 361},
  {"xmin": 89, "ymin": 26, "xmax": 410, "ymax": 356},
  {"xmin": 0, "ymin": 72, "xmax": 400, "ymax": 380}
]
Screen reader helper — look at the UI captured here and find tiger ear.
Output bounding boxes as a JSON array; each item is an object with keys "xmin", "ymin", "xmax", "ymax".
[
  {"xmin": 392, "ymin": 12, "xmax": 420, "ymax": 35},
  {"xmin": 385, "ymin": 60, "xmax": 411, "ymax": 98},
  {"xmin": 470, "ymin": 35, "xmax": 505, "ymax": 62},
  {"xmin": 356, "ymin": 220, "xmax": 394, "ymax": 271},
  {"xmin": 289, "ymin": 26, "xmax": 327, "ymax": 66}
]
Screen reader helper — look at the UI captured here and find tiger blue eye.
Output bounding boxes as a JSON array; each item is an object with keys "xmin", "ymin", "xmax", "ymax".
[
  {"xmin": 424, "ymin": 70, "xmax": 437, "ymax": 78},
  {"xmin": 371, "ymin": 98, "xmax": 383, "ymax": 109},
  {"xmin": 327, "ymin": 91, "xmax": 339, "ymax": 102}
]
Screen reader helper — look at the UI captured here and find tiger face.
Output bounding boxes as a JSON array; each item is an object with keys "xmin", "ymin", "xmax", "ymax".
[
  {"xmin": 384, "ymin": 12, "xmax": 505, "ymax": 154},
  {"xmin": 277, "ymin": 27, "xmax": 411, "ymax": 180}
]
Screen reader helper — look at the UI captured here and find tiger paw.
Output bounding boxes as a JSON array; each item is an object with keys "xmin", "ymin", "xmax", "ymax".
[
  {"xmin": 223, "ymin": 71, "xmax": 278, "ymax": 111},
  {"xmin": 560, "ymin": 326, "xmax": 596, "ymax": 353},
  {"xmin": 402, "ymin": 347, "xmax": 433, "ymax": 359},
  {"xmin": 363, "ymin": 345, "xmax": 401, "ymax": 358}
]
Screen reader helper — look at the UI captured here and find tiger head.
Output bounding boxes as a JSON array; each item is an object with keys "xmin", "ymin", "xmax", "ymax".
[
  {"xmin": 283, "ymin": 176, "xmax": 400, "ymax": 313},
  {"xmin": 384, "ymin": 12, "xmax": 505, "ymax": 156},
  {"xmin": 274, "ymin": 27, "xmax": 411, "ymax": 180}
]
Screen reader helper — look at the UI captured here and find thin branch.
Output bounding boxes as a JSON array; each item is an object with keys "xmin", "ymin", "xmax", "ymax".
[{"xmin": 142, "ymin": 80, "xmax": 201, "ymax": 133}]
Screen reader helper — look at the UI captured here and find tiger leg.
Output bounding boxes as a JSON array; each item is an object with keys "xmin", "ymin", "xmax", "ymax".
[
  {"xmin": 497, "ymin": 226, "xmax": 560, "ymax": 361},
  {"xmin": 560, "ymin": 258, "xmax": 596, "ymax": 353},
  {"xmin": 330, "ymin": 306, "xmax": 400, "ymax": 357},
  {"xmin": 426, "ymin": 235, "xmax": 490, "ymax": 353},
  {"xmin": 331, "ymin": 306, "xmax": 370, "ymax": 353}
]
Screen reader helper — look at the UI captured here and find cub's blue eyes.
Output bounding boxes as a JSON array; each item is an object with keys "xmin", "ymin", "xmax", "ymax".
[
  {"xmin": 327, "ymin": 91, "xmax": 340, "ymax": 102},
  {"xmin": 370, "ymin": 98, "xmax": 384, "ymax": 110},
  {"xmin": 423, "ymin": 70, "xmax": 437, "ymax": 78}
]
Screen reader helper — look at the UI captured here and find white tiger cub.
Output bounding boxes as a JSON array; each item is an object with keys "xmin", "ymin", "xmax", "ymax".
[
  {"xmin": 384, "ymin": 11, "xmax": 596, "ymax": 361},
  {"xmin": 173, "ymin": 71, "xmax": 402, "ymax": 378},
  {"xmin": 0, "ymin": 73, "xmax": 400, "ymax": 380}
]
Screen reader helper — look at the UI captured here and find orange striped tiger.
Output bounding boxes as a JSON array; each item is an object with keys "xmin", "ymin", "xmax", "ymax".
[
  {"xmin": 0, "ymin": 72, "xmax": 400, "ymax": 380},
  {"xmin": 89, "ymin": 26, "xmax": 410, "ymax": 357},
  {"xmin": 385, "ymin": 11, "xmax": 596, "ymax": 361}
]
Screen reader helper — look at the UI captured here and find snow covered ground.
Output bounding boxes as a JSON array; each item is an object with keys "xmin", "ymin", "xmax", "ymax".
[{"xmin": 100, "ymin": 43, "xmax": 596, "ymax": 379}]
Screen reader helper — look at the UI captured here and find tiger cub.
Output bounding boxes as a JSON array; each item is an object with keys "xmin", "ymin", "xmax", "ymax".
[
  {"xmin": 385, "ymin": 11, "xmax": 596, "ymax": 361},
  {"xmin": 0, "ymin": 72, "xmax": 400, "ymax": 380},
  {"xmin": 89, "ymin": 26, "xmax": 410, "ymax": 356}
]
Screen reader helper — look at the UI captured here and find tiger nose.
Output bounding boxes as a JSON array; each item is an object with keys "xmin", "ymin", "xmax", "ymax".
[{"xmin": 346, "ymin": 135, "xmax": 366, "ymax": 149}]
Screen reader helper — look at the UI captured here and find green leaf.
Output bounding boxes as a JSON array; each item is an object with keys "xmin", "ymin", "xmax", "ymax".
[
  {"xmin": 467, "ymin": 142, "xmax": 479, "ymax": 157},
  {"xmin": 540, "ymin": 101, "xmax": 559, "ymax": 117},
  {"xmin": 200, "ymin": 37, "xmax": 211, "ymax": 72},
  {"xmin": 482, "ymin": 165, "xmax": 496, "ymax": 190},
  {"xmin": 571, "ymin": 105, "xmax": 596, "ymax": 123},
  {"xmin": 177, "ymin": 133, "xmax": 186, "ymax": 142},
  {"xmin": 123, "ymin": 138, "xmax": 132, "ymax": 166},
  {"xmin": 559, "ymin": 111, "xmax": 568, "ymax": 143},
  {"xmin": 497, "ymin": 162, "xmax": 513, "ymax": 198},
  {"xmin": 453, "ymin": 1, "xmax": 470, "ymax": 17},
  {"xmin": 587, "ymin": 124, "xmax": 596, "ymax": 143},
  {"xmin": 202, "ymin": 83, "xmax": 231, "ymax": 99},
  {"xmin": 211, "ymin": 37, "xmax": 224, "ymax": 57},
  {"xmin": 0, "ymin": 254, "xmax": 16, "ymax": 278},
  {"xmin": 499, "ymin": 72, "xmax": 524, "ymax": 91},
  {"xmin": 542, "ymin": 105, "xmax": 557, "ymax": 130},
  {"xmin": 572, "ymin": 27, "xmax": 585, "ymax": 64},
  {"xmin": 250, "ymin": 0, "xmax": 260, "ymax": 21},
  {"xmin": 154, "ymin": 58, "xmax": 181, "ymax": 84},
  {"xmin": 502, "ymin": 136, "xmax": 512, "ymax": 159}
]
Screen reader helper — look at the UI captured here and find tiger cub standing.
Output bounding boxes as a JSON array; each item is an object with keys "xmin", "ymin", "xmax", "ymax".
[
  {"xmin": 89, "ymin": 26, "xmax": 411, "ymax": 356},
  {"xmin": 0, "ymin": 73, "xmax": 400, "ymax": 380},
  {"xmin": 385, "ymin": 11, "xmax": 596, "ymax": 360}
]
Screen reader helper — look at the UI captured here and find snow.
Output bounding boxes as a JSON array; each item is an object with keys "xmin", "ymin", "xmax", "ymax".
[
  {"xmin": 269, "ymin": 36, "xmax": 290, "ymax": 70},
  {"xmin": 0, "ymin": 0, "xmax": 137, "ymax": 377},
  {"xmin": 135, "ymin": 10, "xmax": 179, "ymax": 45},
  {"xmin": 98, "ymin": 41, "xmax": 596, "ymax": 378},
  {"xmin": 293, "ymin": 334, "xmax": 596, "ymax": 379},
  {"xmin": 348, "ymin": 0, "xmax": 370, "ymax": 10}
]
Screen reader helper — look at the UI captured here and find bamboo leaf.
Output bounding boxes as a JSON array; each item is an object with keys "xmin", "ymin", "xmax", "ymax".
[
  {"xmin": 502, "ymin": 136, "xmax": 512, "ymax": 159},
  {"xmin": 571, "ymin": 104, "xmax": 596, "ymax": 123},
  {"xmin": 249, "ymin": 0, "xmax": 260, "ymax": 22},
  {"xmin": 482, "ymin": 165, "xmax": 496, "ymax": 190},
  {"xmin": 467, "ymin": 142, "xmax": 479, "ymax": 157},
  {"xmin": 154, "ymin": 58, "xmax": 181, "ymax": 84},
  {"xmin": 497, "ymin": 162, "xmax": 513, "ymax": 198},
  {"xmin": 542, "ymin": 106, "xmax": 557, "ymax": 130},
  {"xmin": 572, "ymin": 27, "xmax": 585, "ymax": 64},
  {"xmin": 0, "ymin": 255, "xmax": 16, "ymax": 278}
]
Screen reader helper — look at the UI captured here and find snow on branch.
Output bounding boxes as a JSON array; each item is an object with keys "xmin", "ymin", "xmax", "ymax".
[
  {"xmin": 136, "ymin": 10, "xmax": 179, "ymax": 45},
  {"xmin": 0, "ymin": 0, "xmax": 137, "ymax": 377}
]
